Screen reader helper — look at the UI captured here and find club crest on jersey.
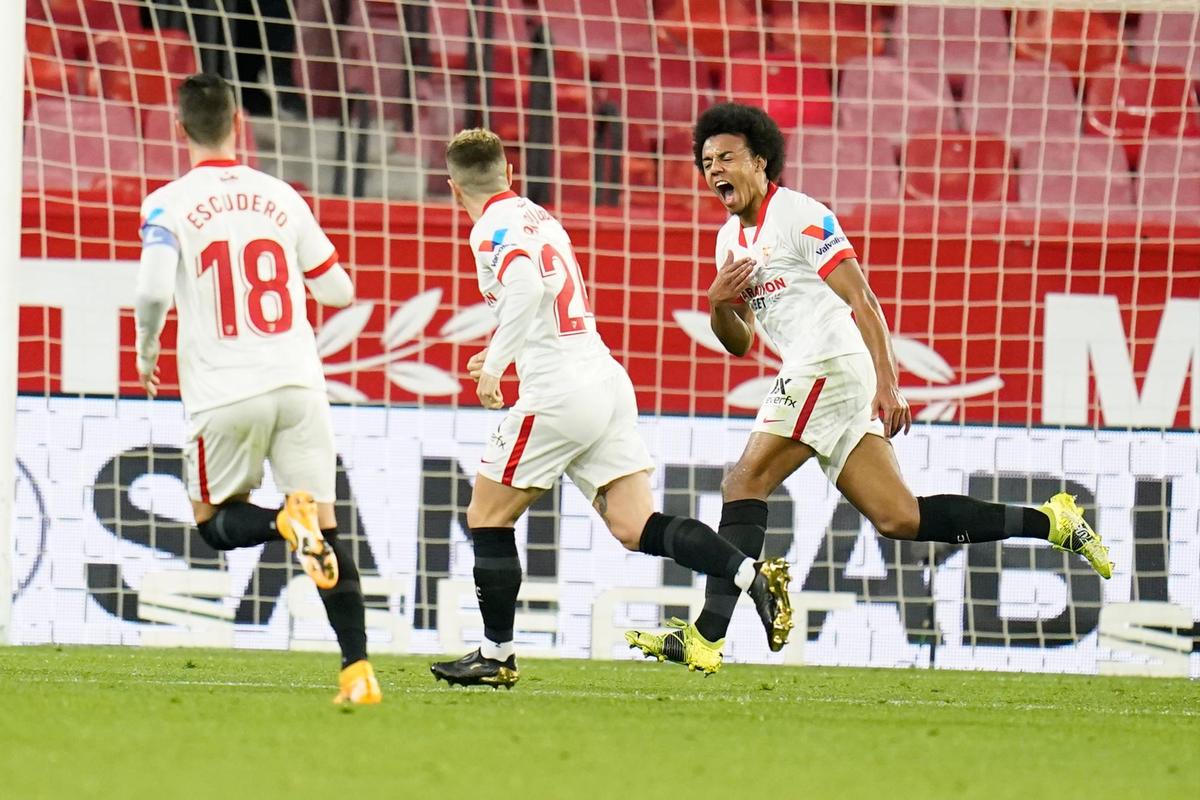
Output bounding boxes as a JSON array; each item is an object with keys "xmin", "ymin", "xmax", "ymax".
[
  {"xmin": 801, "ymin": 214, "xmax": 837, "ymax": 240},
  {"xmin": 478, "ymin": 228, "xmax": 509, "ymax": 253}
]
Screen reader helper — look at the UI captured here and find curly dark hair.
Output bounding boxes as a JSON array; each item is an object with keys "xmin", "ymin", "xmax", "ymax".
[{"xmin": 692, "ymin": 102, "xmax": 786, "ymax": 183}]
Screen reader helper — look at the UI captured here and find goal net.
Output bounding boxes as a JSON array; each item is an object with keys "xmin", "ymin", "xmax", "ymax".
[{"xmin": 10, "ymin": 0, "xmax": 1199, "ymax": 676}]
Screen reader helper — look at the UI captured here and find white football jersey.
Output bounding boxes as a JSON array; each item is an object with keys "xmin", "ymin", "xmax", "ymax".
[
  {"xmin": 139, "ymin": 160, "xmax": 336, "ymax": 413},
  {"xmin": 471, "ymin": 191, "xmax": 616, "ymax": 404},
  {"xmin": 714, "ymin": 184, "xmax": 868, "ymax": 367}
]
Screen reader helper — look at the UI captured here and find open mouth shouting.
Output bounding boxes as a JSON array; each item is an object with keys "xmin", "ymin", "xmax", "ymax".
[{"xmin": 714, "ymin": 179, "xmax": 736, "ymax": 206}]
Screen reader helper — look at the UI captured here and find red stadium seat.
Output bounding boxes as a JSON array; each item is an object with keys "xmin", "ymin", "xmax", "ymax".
[
  {"xmin": 293, "ymin": 0, "xmax": 345, "ymax": 119},
  {"xmin": 1084, "ymin": 63, "xmax": 1200, "ymax": 162},
  {"xmin": 1131, "ymin": 13, "xmax": 1199, "ymax": 79},
  {"xmin": 1016, "ymin": 137, "xmax": 1135, "ymax": 218},
  {"xmin": 1138, "ymin": 138, "xmax": 1200, "ymax": 218},
  {"xmin": 601, "ymin": 52, "xmax": 717, "ymax": 153},
  {"xmin": 895, "ymin": 5, "xmax": 1010, "ymax": 71},
  {"xmin": 723, "ymin": 55, "xmax": 834, "ymax": 129},
  {"xmin": 837, "ymin": 56, "xmax": 959, "ymax": 138},
  {"xmin": 783, "ymin": 130, "xmax": 900, "ymax": 207},
  {"xmin": 1014, "ymin": 9, "xmax": 1123, "ymax": 80},
  {"xmin": 141, "ymin": 107, "xmax": 189, "ymax": 182},
  {"xmin": 766, "ymin": 1, "xmax": 887, "ymax": 66},
  {"xmin": 903, "ymin": 133, "xmax": 1015, "ymax": 204},
  {"xmin": 23, "ymin": 96, "xmax": 140, "ymax": 192},
  {"xmin": 962, "ymin": 59, "xmax": 1080, "ymax": 143},
  {"xmin": 654, "ymin": 0, "xmax": 760, "ymax": 61},
  {"xmin": 93, "ymin": 30, "xmax": 197, "ymax": 108}
]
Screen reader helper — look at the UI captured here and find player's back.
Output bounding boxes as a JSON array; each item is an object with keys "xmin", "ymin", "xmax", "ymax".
[
  {"xmin": 141, "ymin": 161, "xmax": 335, "ymax": 412},
  {"xmin": 472, "ymin": 192, "xmax": 616, "ymax": 404}
]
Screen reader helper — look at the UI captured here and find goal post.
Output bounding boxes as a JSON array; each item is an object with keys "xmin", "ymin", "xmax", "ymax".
[
  {"xmin": 0, "ymin": 0, "xmax": 28, "ymax": 645},
  {"xmin": 9, "ymin": 0, "xmax": 1200, "ymax": 674}
]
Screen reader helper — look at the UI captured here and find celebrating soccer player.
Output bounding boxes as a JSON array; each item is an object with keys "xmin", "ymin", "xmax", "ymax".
[
  {"xmin": 626, "ymin": 102, "xmax": 1113, "ymax": 674},
  {"xmin": 429, "ymin": 129, "xmax": 793, "ymax": 687},
  {"xmin": 134, "ymin": 74, "xmax": 381, "ymax": 704}
]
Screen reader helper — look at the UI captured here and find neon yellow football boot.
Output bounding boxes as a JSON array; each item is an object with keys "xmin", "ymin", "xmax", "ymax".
[
  {"xmin": 1041, "ymin": 493, "xmax": 1113, "ymax": 579},
  {"xmin": 625, "ymin": 618, "xmax": 724, "ymax": 675},
  {"xmin": 276, "ymin": 491, "xmax": 339, "ymax": 590},
  {"xmin": 334, "ymin": 659, "xmax": 382, "ymax": 704}
]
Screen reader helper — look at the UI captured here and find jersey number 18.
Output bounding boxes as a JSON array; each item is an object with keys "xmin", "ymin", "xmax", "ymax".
[{"xmin": 200, "ymin": 239, "xmax": 293, "ymax": 338}]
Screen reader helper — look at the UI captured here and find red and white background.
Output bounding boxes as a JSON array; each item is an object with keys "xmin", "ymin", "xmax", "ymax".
[{"xmin": 11, "ymin": 0, "xmax": 1200, "ymax": 675}]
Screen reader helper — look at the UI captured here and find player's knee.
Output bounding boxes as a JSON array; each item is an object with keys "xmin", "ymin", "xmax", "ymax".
[
  {"xmin": 608, "ymin": 518, "xmax": 643, "ymax": 551},
  {"xmin": 466, "ymin": 500, "xmax": 517, "ymax": 530},
  {"xmin": 721, "ymin": 470, "xmax": 763, "ymax": 502},
  {"xmin": 872, "ymin": 508, "xmax": 920, "ymax": 540}
]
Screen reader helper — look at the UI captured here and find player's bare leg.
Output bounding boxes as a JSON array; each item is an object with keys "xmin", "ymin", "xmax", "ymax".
[
  {"xmin": 603, "ymin": 469, "xmax": 794, "ymax": 670},
  {"xmin": 431, "ymin": 475, "xmax": 542, "ymax": 689},
  {"xmin": 834, "ymin": 434, "xmax": 919, "ymax": 540},
  {"xmin": 836, "ymin": 434, "xmax": 1111, "ymax": 577}
]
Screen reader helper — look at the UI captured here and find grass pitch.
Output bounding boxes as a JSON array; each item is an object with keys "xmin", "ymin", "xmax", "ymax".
[{"xmin": 1, "ymin": 647, "xmax": 1196, "ymax": 800}]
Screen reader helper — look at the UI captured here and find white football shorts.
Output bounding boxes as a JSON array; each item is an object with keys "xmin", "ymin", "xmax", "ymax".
[
  {"xmin": 477, "ymin": 364, "xmax": 654, "ymax": 502},
  {"xmin": 184, "ymin": 385, "xmax": 336, "ymax": 505},
  {"xmin": 751, "ymin": 352, "xmax": 886, "ymax": 483}
]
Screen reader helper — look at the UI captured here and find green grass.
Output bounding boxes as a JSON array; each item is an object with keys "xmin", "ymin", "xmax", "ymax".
[{"xmin": 1, "ymin": 647, "xmax": 1196, "ymax": 800}]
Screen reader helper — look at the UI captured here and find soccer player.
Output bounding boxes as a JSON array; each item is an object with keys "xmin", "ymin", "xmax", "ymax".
[
  {"xmin": 626, "ymin": 102, "xmax": 1113, "ymax": 673},
  {"xmin": 134, "ymin": 74, "xmax": 381, "ymax": 704},
  {"xmin": 429, "ymin": 129, "xmax": 793, "ymax": 687}
]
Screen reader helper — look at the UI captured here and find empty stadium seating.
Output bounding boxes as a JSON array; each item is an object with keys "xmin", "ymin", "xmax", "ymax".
[{"xmin": 19, "ymin": 0, "xmax": 1200, "ymax": 224}]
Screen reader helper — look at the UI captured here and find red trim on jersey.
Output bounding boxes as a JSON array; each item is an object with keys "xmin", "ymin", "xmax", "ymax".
[
  {"xmin": 502, "ymin": 415, "xmax": 536, "ymax": 486},
  {"xmin": 817, "ymin": 250, "xmax": 857, "ymax": 280},
  {"xmin": 496, "ymin": 248, "xmax": 532, "ymax": 283},
  {"xmin": 193, "ymin": 159, "xmax": 240, "ymax": 168},
  {"xmin": 196, "ymin": 436, "xmax": 211, "ymax": 503},
  {"xmin": 304, "ymin": 251, "xmax": 339, "ymax": 279},
  {"xmin": 482, "ymin": 190, "xmax": 519, "ymax": 214},
  {"xmin": 737, "ymin": 181, "xmax": 779, "ymax": 248},
  {"xmin": 791, "ymin": 377, "xmax": 826, "ymax": 441}
]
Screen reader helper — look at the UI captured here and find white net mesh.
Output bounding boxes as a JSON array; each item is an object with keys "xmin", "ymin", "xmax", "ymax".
[{"xmin": 12, "ymin": 0, "xmax": 1200, "ymax": 674}]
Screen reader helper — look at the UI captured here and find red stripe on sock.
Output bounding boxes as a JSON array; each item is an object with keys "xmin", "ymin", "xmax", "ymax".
[
  {"xmin": 197, "ymin": 436, "xmax": 211, "ymax": 503},
  {"xmin": 502, "ymin": 415, "xmax": 535, "ymax": 486},
  {"xmin": 790, "ymin": 377, "xmax": 826, "ymax": 441}
]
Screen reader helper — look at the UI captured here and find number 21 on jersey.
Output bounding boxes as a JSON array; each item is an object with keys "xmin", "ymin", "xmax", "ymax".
[
  {"xmin": 538, "ymin": 243, "xmax": 594, "ymax": 337},
  {"xmin": 200, "ymin": 238, "xmax": 293, "ymax": 338}
]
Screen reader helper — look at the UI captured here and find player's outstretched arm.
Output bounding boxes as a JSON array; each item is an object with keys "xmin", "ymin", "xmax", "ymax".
[
  {"xmin": 825, "ymin": 257, "xmax": 912, "ymax": 437},
  {"xmin": 708, "ymin": 251, "xmax": 756, "ymax": 356}
]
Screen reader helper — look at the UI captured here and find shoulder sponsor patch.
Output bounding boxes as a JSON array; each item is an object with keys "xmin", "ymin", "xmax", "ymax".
[
  {"xmin": 478, "ymin": 228, "xmax": 509, "ymax": 253},
  {"xmin": 801, "ymin": 214, "xmax": 837, "ymax": 240}
]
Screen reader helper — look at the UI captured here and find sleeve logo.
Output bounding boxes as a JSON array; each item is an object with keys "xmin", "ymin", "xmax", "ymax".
[
  {"xmin": 478, "ymin": 228, "xmax": 509, "ymax": 253},
  {"xmin": 801, "ymin": 214, "xmax": 837, "ymax": 240}
]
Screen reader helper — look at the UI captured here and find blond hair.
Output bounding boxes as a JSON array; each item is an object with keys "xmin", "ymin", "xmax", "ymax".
[{"xmin": 446, "ymin": 128, "xmax": 509, "ymax": 195}]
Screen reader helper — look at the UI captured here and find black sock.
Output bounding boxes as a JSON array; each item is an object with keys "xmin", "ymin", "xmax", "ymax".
[
  {"xmin": 637, "ymin": 512, "xmax": 747, "ymax": 581},
  {"xmin": 195, "ymin": 501, "xmax": 278, "ymax": 550},
  {"xmin": 317, "ymin": 527, "xmax": 368, "ymax": 669},
  {"xmin": 916, "ymin": 495, "xmax": 1051, "ymax": 544},
  {"xmin": 471, "ymin": 527, "xmax": 522, "ymax": 645},
  {"xmin": 694, "ymin": 499, "xmax": 768, "ymax": 642}
]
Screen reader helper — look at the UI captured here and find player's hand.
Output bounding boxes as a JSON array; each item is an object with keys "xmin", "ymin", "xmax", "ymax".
[
  {"xmin": 476, "ymin": 370, "xmax": 504, "ymax": 409},
  {"xmin": 467, "ymin": 349, "xmax": 488, "ymax": 382},
  {"xmin": 873, "ymin": 381, "xmax": 912, "ymax": 438},
  {"xmin": 707, "ymin": 250, "xmax": 756, "ymax": 307},
  {"xmin": 139, "ymin": 364, "xmax": 162, "ymax": 399}
]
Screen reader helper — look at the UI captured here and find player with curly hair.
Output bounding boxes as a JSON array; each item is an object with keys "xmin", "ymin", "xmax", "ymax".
[{"xmin": 626, "ymin": 102, "xmax": 1113, "ymax": 673}]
